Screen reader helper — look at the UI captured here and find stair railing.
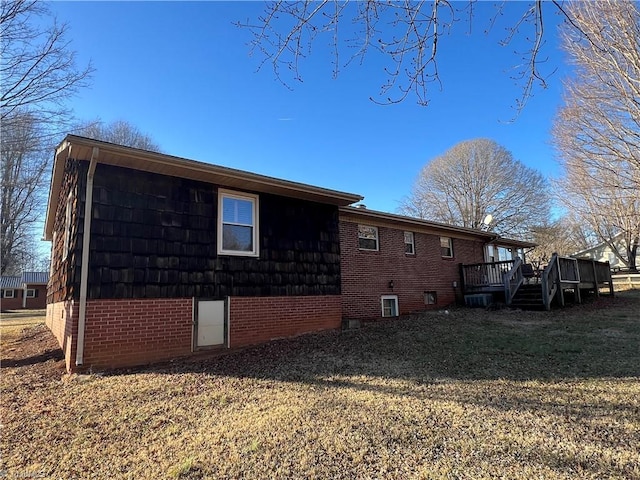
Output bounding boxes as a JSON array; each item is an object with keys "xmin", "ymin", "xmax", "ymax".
[
  {"xmin": 541, "ymin": 253, "xmax": 560, "ymax": 311},
  {"xmin": 503, "ymin": 257, "xmax": 524, "ymax": 305}
]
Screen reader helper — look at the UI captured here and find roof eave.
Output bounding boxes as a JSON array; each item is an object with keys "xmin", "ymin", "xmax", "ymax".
[{"xmin": 43, "ymin": 135, "xmax": 363, "ymax": 241}]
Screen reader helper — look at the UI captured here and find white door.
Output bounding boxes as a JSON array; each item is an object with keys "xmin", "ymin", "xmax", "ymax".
[{"xmin": 196, "ymin": 300, "xmax": 226, "ymax": 347}]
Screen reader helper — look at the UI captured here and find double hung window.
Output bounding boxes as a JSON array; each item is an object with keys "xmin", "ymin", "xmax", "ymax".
[{"xmin": 218, "ymin": 190, "xmax": 259, "ymax": 257}]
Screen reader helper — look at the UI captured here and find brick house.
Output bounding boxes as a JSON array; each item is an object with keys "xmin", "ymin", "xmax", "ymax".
[
  {"xmin": 1, "ymin": 272, "xmax": 49, "ymax": 311},
  {"xmin": 44, "ymin": 135, "xmax": 531, "ymax": 372},
  {"xmin": 338, "ymin": 207, "xmax": 531, "ymax": 320}
]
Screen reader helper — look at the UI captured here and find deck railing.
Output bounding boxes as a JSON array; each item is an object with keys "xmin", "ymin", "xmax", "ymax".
[
  {"xmin": 558, "ymin": 256, "xmax": 580, "ymax": 283},
  {"xmin": 461, "ymin": 260, "xmax": 515, "ymax": 290},
  {"xmin": 503, "ymin": 257, "xmax": 524, "ymax": 305},
  {"xmin": 541, "ymin": 253, "xmax": 560, "ymax": 311},
  {"xmin": 576, "ymin": 258, "xmax": 614, "ymax": 295},
  {"xmin": 461, "ymin": 254, "xmax": 614, "ymax": 309}
]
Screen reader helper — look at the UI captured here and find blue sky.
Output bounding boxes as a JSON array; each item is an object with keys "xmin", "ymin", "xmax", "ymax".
[{"xmin": 48, "ymin": 1, "xmax": 570, "ymax": 214}]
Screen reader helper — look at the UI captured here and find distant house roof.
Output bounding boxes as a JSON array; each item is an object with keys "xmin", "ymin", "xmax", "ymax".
[
  {"xmin": 44, "ymin": 135, "xmax": 364, "ymax": 240},
  {"xmin": 1, "ymin": 276, "xmax": 22, "ymax": 289},
  {"xmin": 339, "ymin": 206, "xmax": 536, "ymax": 248},
  {"xmin": 21, "ymin": 272, "xmax": 49, "ymax": 285},
  {"xmin": 0, "ymin": 272, "xmax": 49, "ymax": 289},
  {"xmin": 571, "ymin": 232, "xmax": 625, "ymax": 258}
]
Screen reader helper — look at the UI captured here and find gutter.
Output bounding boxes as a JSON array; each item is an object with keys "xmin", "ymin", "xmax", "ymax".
[{"xmin": 76, "ymin": 147, "xmax": 99, "ymax": 367}]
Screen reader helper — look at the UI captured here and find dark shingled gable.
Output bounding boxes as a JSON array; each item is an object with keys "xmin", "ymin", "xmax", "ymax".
[{"xmin": 86, "ymin": 163, "xmax": 342, "ymax": 300}]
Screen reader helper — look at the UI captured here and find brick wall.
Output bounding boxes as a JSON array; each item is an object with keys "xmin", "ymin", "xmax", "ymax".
[
  {"xmin": 81, "ymin": 298, "xmax": 193, "ymax": 370},
  {"xmin": 340, "ymin": 220, "xmax": 486, "ymax": 320},
  {"xmin": 1, "ymin": 285, "xmax": 47, "ymax": 310},
  {"xmin": 1, "ymin": 291, "xmax": 23, "ymax": 310},
  {"xmin": 46, "ymin": 300, "xmax": 78, "ymax": 371},
  {"xmin": 229, "ymin": 295, "xmax": 342, "ymax": 348}
]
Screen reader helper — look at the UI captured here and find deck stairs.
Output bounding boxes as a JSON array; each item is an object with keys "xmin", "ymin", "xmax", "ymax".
[{"xmin": 509, "ymin": 283, "xmax": 545, "ymax": 310}]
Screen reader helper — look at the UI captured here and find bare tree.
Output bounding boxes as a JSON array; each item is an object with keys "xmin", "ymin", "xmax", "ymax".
[
  {"xmin": 239, "ymin": 1, "xmax": 580, "ymax": 108},
  {"xmin": 1, "ymin": 0, "xmax": 92, "ymax": 124},
  {"xmin": 78, "ymin": 119, "xmax": 161, "ymax": 151},
  {"xmin": 1, "ymin": 111, "xmax": 49, "ymax": 274},
  {"xmin": 399, "ymin": 138, "xmax": 550, "ymax": 239},
  {"xmin": 1, "ymin": 0, "xmax": 92, "ymax": 274},
  {"xmin": 528, "ymin": 216, "xmax": 592, "ymax": 271},
  {"xmin": 553, "ymin": 0, "xmax": 640, "ymax": 271}
]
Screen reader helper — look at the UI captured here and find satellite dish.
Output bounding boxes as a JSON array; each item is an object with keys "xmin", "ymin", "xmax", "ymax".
[{"xmin": 482, "ymin": 214, "xmax": 493, "ymax": 226}]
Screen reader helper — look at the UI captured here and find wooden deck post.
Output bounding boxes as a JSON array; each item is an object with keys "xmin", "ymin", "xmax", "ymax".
[
  {"xmin": 458, "ymin": 263, "xmax": 467, "ymax": 295},
  {"xmin": 556, "ymin": 256, "xmax": 565, "ymax": 307},
  {"xmin": 606, "ymin": 261, "xmax": 615, "ymax": 296}
]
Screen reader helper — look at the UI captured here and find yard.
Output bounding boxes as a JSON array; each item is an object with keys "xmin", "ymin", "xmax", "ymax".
[{"xmin": 2, "ymin": 292, "xmax": 639, "ymax": 479}]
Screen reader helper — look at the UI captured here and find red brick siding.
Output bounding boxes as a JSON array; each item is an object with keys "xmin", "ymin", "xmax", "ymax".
[
  {"xmin": 1, "ymin": 285, "xmax": 47, "ymax": 310},
  {"xmin": 1, "ymin": 291, "xmax": 23, "ymax": 310},
  {"xmin": 46, "ymin": 300, "xmax": 78, "ymax": 371},
  {"xmin": 340, "ymin": 221, "xmax": 485, "ymax": 320},
  {"xmin": 82, "ymin": 298, "xmax": 193, "ymax": 370},
  {"xmin": 229, "ymin": 295, "xmax": 342, "ymax": 348}
]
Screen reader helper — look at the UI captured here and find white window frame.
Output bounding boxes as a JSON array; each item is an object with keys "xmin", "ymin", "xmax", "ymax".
[
  {"xmin": 358, "ymin": 225, "xmax": 379, "ymax": 251},
  {"xmin": 381, "ymin": 295, "xmax": 399, "ymax": 317},
  {"xmin": 25, "ymin": 289, "xmax": 36, "ymax": 298},
  {"xmin": 3, "ymin": 289, "xmax": 15, "ymax": 298},
  {"xmin": 63, "ymin": 193, "xmax": 73, "ymax": 260},
  {"xmin": 440, "ymin": 236, "xmax": 453, "ymax": 258},
  {"xmin": 404, "ymin": 231, "xmax": 415, "ymax": 255},
  {"xmin": 217, "ymin": 189, "xmax": 260, "ymax": 257}
]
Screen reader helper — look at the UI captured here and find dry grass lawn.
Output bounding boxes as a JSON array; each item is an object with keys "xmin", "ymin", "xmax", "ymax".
[{"xmin": 2, "ymin": 293, "xmax": 639, "ymax": 479}]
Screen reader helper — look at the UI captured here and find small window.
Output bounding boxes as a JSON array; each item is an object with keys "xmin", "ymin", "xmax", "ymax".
[
  {"xmin": 381, "ymin": 295, "xmax": 398, "ymax": 317},
  {"xmin": 25, "ymin": 289, "xmax": 36, "ymax": 298},
  {"xmin": 404, "ymin": 231, "xmax": 415, "ymax": 255},
  {"xmin": 440, "ymin": 237, "xmax": 453, "ymax": 258},
  {"xmin": 218, "ymin": 189, "xmax": 259, "ymax": 257},
  {"xmin": 425, "ymin": 291, "xmax": 437, "ymax": 305},
  {"xmin": 358, "ymin": 225, "xmax": 379, "ymax": 251},
  {"xmin": 3, "ymin": 289, "xmax": 15, "ymax": 298},
  {"xmin": 63, "ymin": 194, "xmax": 73, "ymax": 260}
]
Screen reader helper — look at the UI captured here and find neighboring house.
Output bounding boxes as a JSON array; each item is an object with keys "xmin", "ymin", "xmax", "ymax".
[
  {"xmin": 44, "ymin": 135, "xmax": 532, "ymax": 373},
  {"xmin": 1, "ymin": 272, "xmax": 49, "ymax": 311},
  {"xmin": 572, "ymin": 233, "xmax": 638, "ymax": 272}
]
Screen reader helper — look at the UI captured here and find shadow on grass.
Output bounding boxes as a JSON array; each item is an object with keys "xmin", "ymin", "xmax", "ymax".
[
  {"xmin": 1, "ymin": 348, "xmax": 64, "ymax": 368},
  {"xmin": 131, "ymin": 291, "xmax": 640, "ymax": 386}
]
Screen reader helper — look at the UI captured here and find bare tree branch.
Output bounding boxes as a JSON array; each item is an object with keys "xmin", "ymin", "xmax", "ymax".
[{"xmin": 237, "ymin": 1, "xmax": 579, "ymax": 109}]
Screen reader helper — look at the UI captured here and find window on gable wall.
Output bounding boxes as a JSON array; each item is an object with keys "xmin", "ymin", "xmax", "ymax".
[
  {"xmin": 63, "ymin": 194, "xmax": 73, "ymax": 260},
  {"xmin": 358, "ymin": 225, "xmax": 379, "ymax": 251},
  {"xmin": 404, "ymin": 231, "xmax": 415, "ymax": 254},
  {"xmin": 440, "ymin": 237, "xmax": 453, "ymax": 258},
  {"xmin": 218, "ymin": 189, "xmax": 259, "ymax": 257}
]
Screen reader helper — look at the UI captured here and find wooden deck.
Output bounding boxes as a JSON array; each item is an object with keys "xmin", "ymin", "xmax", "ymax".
[{"xmin": 461, "ymin": 255, "xmax": 614, "ymax": 310}]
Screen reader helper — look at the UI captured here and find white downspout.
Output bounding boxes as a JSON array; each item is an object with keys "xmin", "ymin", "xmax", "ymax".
[{"xmin": 76, "ymin": 147, "xmax": 99, "ymax": 367}]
